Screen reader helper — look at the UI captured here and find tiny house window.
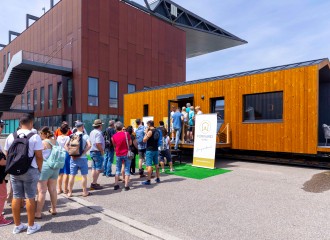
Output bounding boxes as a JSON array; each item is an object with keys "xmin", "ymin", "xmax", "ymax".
[
  {"xmin": 243, "ymin": 91, "xmax": 283, "ymax": 122},
  {"xmin": 211, "ymin": 97, "xmax": 225, "ymax": 120},
  {"xmin": 143, "ymin": 104, "xmax": 149, "ymax": 117}
]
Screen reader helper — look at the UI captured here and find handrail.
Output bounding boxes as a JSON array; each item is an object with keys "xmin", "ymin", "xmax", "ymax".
[
  {"xmin": 218, "ymin": 123, "xmax": 231, "ymax": 144},
  {"xmin": 22, "ymin": 50, "xmax": 72, "ymax": 69}
]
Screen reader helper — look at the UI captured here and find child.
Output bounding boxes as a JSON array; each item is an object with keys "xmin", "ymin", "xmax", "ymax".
[{"xmin": 159, "ymin": 128, "xmax": 174, "ymax": 172}]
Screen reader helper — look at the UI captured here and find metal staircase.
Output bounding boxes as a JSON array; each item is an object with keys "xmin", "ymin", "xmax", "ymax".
[{"xmin": 0, "ymin": 50, "xmax": 72, "ymax": 113}]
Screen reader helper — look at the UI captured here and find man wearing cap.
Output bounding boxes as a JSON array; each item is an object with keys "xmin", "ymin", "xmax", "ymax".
[
  {"xmin": 66, "ymin": 121, "xmax": 91, "ymax": 197},
  {"xmin": 103, "ymin": 120, "xmax": 116, "ymax": 177},
  {"xmin": 89, "ymin": 119, "xmax": 105, "ymax": 190}
]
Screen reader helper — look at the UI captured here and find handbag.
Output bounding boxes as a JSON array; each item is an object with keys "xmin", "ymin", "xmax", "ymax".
[{"xmin": 125, "ymin": 132, "xmax": 135, "ymax": 160}]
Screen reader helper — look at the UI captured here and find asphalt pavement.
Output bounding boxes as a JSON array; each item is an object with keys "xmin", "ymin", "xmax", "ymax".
[{"xmin": 1, "ymin": 157, "xmax": 330, "ymax": 240}]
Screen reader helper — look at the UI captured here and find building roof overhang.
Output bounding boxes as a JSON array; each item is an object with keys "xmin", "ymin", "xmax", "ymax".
[{"xmin": 122, "ymin": 0, "xmax": 247, "ymax": 58}]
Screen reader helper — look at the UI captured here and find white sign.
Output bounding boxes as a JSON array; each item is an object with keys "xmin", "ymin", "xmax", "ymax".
[
  {"xmin": 142, "ymin": 116, "xmax": 154, "ymax": 125},
  {"xmin": 193, "ymin": 114, "xmax": 217, "ymax": 169}
]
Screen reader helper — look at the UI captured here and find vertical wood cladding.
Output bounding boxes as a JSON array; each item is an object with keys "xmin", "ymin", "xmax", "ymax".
[
  {"xmin": 124, "ymin": 66, "xmax": 319, "ymax": 155},
  {"xmin": 0, "ymin": 0, "xmax": 82, "ymax": 120},
  {"xmin": 81, "ymin": 0, "xmax": 186, "ymax": 116}
]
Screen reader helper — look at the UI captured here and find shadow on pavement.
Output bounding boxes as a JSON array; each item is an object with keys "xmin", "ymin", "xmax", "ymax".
[{"xmin": 41, "ymin": 217, "xmax": 101, "ymax": 233}]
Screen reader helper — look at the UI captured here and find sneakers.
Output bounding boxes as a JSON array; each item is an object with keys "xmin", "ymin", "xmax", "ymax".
[
  {"xmin": 27, "ymin": 223, "xmax": 41, "ymax": 235},
  {"xmin": 114, "ymin": 185, "xmax": 120, "ymax": 190},
  {"xmin": 124, "ymin": 186, "xmax": 130, "ymax": 191},
  {"xmin": 0, "ymin": 215, "xmax": 13, "ymax": 227},
  {"xmin": 161, "ymin": 169, "xmax": 165, "ymax": 173},
  {"xmin": 155, "ymin": 178, "xmax": 160, "ymax": 183},
  {"xmin": 170, "ymin": 169, "xmax": 175, "ymax": 172},
  {"xmin": 90, "ymin": 183, "xmax": 103, "ymax": 190},
  {"xmin": 142, "ymin": 180, "xmax": 151, "ymax": 185},
  {"xmin": 12, "ymin": 223, "xmax": 28, "ymax": 234}
]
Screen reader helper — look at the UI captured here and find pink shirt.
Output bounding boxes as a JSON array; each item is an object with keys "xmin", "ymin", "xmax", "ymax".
[{"xmin": 112, "ymin": 132, "xmax": 131, "ymax": 157}]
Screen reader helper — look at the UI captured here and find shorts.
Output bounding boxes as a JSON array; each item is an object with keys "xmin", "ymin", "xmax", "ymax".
[
  {"xmin": 146, "ymin": 151, "xmax": 159, "ymax": 166},
  {"xmin": 70, "ymin": 157, "xmax": 89, "ymax": 176},
  {"xmin": 10, "ymin": 167, "xmax": 40, "ymax": 199},
  {"xmin": 188, "ymin": 126, "xmax": 193, "ymax": 131},
  {"xmin": 115, "ymin": 156, "xmax": 131, "ymax": 176},
  {"xmin": 159, "ymin": 149, "xmax": 172, "ymax": 162},
  {"xmin": 90, "ymin": 151, "xmax": 104, "ymax": 170},
  {"xmin": 138, "ymin": 149, "xmax": 146, "ymax": 159},
  {"xmin": 39, "ymin": 161, "xmax": 60, "ymax": 181},
  {"xmin": 59, "ymin": 152, "xmax": 71, "ymax": 175}
]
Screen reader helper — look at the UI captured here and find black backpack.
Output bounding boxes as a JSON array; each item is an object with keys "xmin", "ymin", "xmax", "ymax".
[{"xmin": 5, "ymin": 132, "xmax": 35, "ymax": 176}]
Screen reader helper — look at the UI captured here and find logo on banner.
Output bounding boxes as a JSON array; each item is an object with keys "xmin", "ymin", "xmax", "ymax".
[{"xmin": 200, "ymin": 120, "xmax": 211, "ymax": 134}]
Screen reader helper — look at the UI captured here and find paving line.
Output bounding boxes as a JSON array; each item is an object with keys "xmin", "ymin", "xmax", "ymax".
[{"xmin": 58, "ymin": 195, "xmax": 182, "ymax": 240}]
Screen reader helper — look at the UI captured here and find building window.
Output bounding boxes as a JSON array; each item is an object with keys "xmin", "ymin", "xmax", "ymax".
[
  {"xmin": 21, "ymin": 93, "xmax": 25, "ymax": 109},
  {"xmin": 243, "ymin": 91, "xmax": 283, "ymax": 122},
  {"xmin": 143, "ymin": 104, "xmax": 149, "ymax": 117},
  {"xmin": 88, "ymin": 77, "xmax": 98, "ymax": 106},
  {"xmin": 7, "ymin": 52, "xmax": 10, "ymax": 67},
  {"xmin": 3, "ymin": 55, "xmax": 6, "ymax": 73},
  {"xmin": 67, "ymin": 79, "xmax": 73, "ymax": 107},
  {"xmin": 27, "ymin": 91, "xmax": 31, "ymax": 110},
  {"xmin": 40, "ymin": 87, "xmax": 45, "ymax": 110},
  {"xmin": 211, "ymin": 97, "xmax": 225, "ymax": 120},
  {"xmin": 57, "ymin": 82, "xmax": 63, "ymax": 108},
  {"xmin": 33, "ymin": 89, "xmax": 37, "ymax": 110},
  {"xmin": 128, "ymin": 84, "xmax": 136, "ymax": 93},
  {"xmin": 48, "ymin": 84, "xmax": 53, "ymax": 110},
  {"xmin": 109, "ymin": 81, "xmax": 118, "ymax": 108}
]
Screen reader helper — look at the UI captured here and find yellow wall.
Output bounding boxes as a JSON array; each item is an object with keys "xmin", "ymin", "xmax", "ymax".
[{"xmin": 124, "ymin": 66, "xmax": 319, "ymax": 154}]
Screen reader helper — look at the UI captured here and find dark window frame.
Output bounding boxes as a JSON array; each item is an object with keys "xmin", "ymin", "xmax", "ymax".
[
  {"xmin": 3, "ymin": 54, "xmax": 6, "ymax": 73},
  {"xmin": 33, "ymin": 89, "xmax": 37, "ymax": 110},
  {"xmin": 48, "ymin": 84, "xmax": 53, "ymax": 110},
  {"xmin": 67, "ymin": 79, "xmax": 73, "ymax": 107},
  {"xmin": 57, "ymin": 82, "xmax": 63, "ymax": 109},
  {"xmin": 40, "ymin": 87, "xmax": 45, "ymax": 111},
  {"xmin": 27, "ymin": 91, "xmax": 31, "ymax": 109},
  {"xmin": 88, "ymin": 77, "xmax": 99, "ymax": 106},
  {"xmin": 7, "ymin": 52, "xmax": 10, "ymax": 67},
  {"xmin": 109, "ymin": 80, "xmax": 118, "ymax": 108},
  {"xmin": 143, "ymin": 104, "xmax": 149, "ymax": 117},
  {"xmin": 210, "ymin": 97, "xmax": 225, "ymax": 120},
  {"xmin": 243, "ymin": 91, "xmax": 283, "ymax": 123}
]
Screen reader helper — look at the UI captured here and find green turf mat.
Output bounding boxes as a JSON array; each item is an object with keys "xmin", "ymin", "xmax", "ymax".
[{"xmin": 164, "ymin": 163, "xmax": 231, "ymax": 180}]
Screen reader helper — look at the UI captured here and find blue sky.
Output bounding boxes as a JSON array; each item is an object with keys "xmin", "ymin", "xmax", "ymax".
[{"xmin": 1, "ymin": 0, "xmax": 330, "ymax": 81}]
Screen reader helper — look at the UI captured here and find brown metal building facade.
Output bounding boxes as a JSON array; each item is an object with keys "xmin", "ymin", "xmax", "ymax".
[{"xmin": 0, "ymin": 0, "xmax": 186, "ymax": 132}]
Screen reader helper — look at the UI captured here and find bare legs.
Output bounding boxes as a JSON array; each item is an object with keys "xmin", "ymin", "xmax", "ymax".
[{"xmin": 57, "ymin": 174, "xmax": 69, "ymax": 194}]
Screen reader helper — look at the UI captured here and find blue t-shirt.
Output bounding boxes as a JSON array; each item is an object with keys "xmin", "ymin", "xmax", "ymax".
[
  {"xmin": 172, "ymin": 112, "xmax": 183, "ymax": 129},
  {"xmin": 189, "ymin": 111, "xmax": 195, "ymax": 126}
]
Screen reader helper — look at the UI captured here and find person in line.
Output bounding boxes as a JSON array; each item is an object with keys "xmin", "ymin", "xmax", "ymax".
[
  {"xmin": 170, "ymin": 105, "xmax": 176, "ymax": 143},
  {"xmin": 181, "ymin": 107, "xmax": 188, "ymax": 143},
  {"xmin": 56, "ymin": 123, "xmax": 71, "ymax": 194},
  {"xmin": 54, "ymin": 121, "xmax": 72, "ymax": 138},
  {"xmin": 195, "ymin": 106, "xmax": 203, "ymax": 115},
  {"xmin": 172, "ymin": 107, "xmax": 183, "ymax": 150},
  {"xmin": 103, "ymin": 120, "xmax": 116, "ymax": 177},
  {"xmin": 35, "ymin": 127, "xmax": 60, "ymax": 219},
  {"xmin": 126, "ymin": 126, "xmax": 138, "ymax": 175},
  {"xmin": 4, "ymin": 114, "xmax": 43, "ymax": 235},
  {"xmin": 187, "ymin": 106, "xmax": 195, "ymax": 143},
  {"xmin": 112, "ymin": 122, "xmax": 132, "ymax": 191},
  {"xmin": 66, "ymin": 121, "xmax": 91, "ymax": 197},
  {"xmin": 142, "ymin": 120, "xmax": 160, "ymax": 185},
  {"xmin": 72, "ymin": 120, "xmax": 88, "ymax": 135},
  {"xmin": 89, "ymin": 119, "xmax": 105, "ymax": 190},
  {"xmin": 159, "ymin": 128, "xmax": 174, "ymax": 173},
  {"xmin": 135, "ymin": 119, "xmax": 146, "ymax": 178},
  {"xmin": 0, "ymin": 120, "xmax": 13, "ymax": 226}
]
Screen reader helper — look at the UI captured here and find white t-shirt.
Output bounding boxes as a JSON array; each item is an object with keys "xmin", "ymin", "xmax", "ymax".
[
  {"xmin": 4, "ymin": 129, "xmax": 43, "ymax": 168},
  {"xmin": 57, "ymin": 135, "xmax": 70, "ymax": 148}
]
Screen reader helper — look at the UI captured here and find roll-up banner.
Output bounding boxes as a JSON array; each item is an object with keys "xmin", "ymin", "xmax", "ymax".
[{"xmin": 193, "ymin": 114, "xmax": 217, "ymax": 169}]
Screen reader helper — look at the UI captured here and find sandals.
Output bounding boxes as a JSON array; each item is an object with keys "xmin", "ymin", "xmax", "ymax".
[
  {"xmin": 82, "ymin": 192, "xmax": 92, "ymax": 197},
  {"xmin": 48, "ymin": 209, "xmax": 57, "ymax": 215},
  {"xmin": 35, "ymin": 215, "xmax": 42, "ymax": 219},
  {"xmin": 57, "ymin": 190, "xmax": 63, "ymax": 195}
]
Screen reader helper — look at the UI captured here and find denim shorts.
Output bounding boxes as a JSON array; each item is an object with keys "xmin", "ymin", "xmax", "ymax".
[
  {"xmin": 70, "ymin": 157, "xmax": 89, "ymax": 175},
  {"xmin": 146, "ymin": 151, "xmax": 159, "ymax": 166},
  {"xmin": 10, "ymin": 167, "xmax": 40, "ymax": 199},
  {"xmin": 59, "ymin": 152, "xmax": 71, "ymax": 175},
  {"xmin": 90, "ymin": 151, "xmax": 104, "ymax": 170},
  {"xmin": 39, "ymin": 161, "xmax": 60, "ymax": 181},
  {"xmin": 159, "ymin": 149, "xmax": 172, "ymax": 162},
  {"xmin": 115, "ymin": 156, "xmax": 131, "ymax": 176}
]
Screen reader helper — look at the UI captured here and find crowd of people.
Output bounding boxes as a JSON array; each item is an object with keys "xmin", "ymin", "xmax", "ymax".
[{"xmin": 0, "ymin": 113, "xmax": 177, "ymax": 235}]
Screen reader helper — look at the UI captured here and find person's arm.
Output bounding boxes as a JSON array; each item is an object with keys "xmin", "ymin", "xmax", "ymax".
[
  {"xmin": 143, "ymin": 130, "xmax": 152, "ymax": 142},
  {"xmin": 111, "ymin": 137, "xmax": 116, "ymax": 148},
  {"xmin": 128, "ymin": 133, "xmax": 132, "ymax": 146},
  {"xmin": 64, "ymin": 137, "xmax": 70, "ymax": 152},
  {"xmin": 96, "ymin": 143, "xmax": 104, "ymax": 155},
  {"xmin": 133, "ymin": 138, "xmax": 138, "ymax": 149},
  {"xmin": 82, "ymin": 139, "xmax": 92, "ymax": 156},
  {"xmin": 34, "ymin": 150, "xmax": 43, "ymax": 172},
  {"xmin": 0, "ymin": 155, "xmax": 6, "ymax": 166}
]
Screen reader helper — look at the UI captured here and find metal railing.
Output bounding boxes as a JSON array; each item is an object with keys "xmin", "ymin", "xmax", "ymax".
[{"xmin": 22, "ymin": 51, "xmax": 72, "ymax": 69}]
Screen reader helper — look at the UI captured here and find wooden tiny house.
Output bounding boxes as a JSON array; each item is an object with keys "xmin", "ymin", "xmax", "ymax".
[{"xmin": 124, "ymin": 58, "xmax": 330, "ymax": 156}]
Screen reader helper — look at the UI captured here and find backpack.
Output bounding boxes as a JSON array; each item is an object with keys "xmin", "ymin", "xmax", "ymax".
[
  {"xmin": 159, "ymin": 136, "xmax": 166, "ymax": 151},
  {"xmin": 44, "ymin": 140, "xmax": 66, "ymax": 169},
  {"xmin": 136, "ymin": 126, "xmax": 144, "ymax": 144},
  {"xmin": 5, "ymin": 132, "xmax": 35, "ymax": 176},
  {"xmin": 156, "ymin": 128, "xmax": 163, "ymax": 148},
  {"xmin": 104, "ymin": 128, "xmax": 113, "ymax": 149},
  {"xmin": 68, "ymin": 133, "xmax": 84, "ymax": 156}
]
